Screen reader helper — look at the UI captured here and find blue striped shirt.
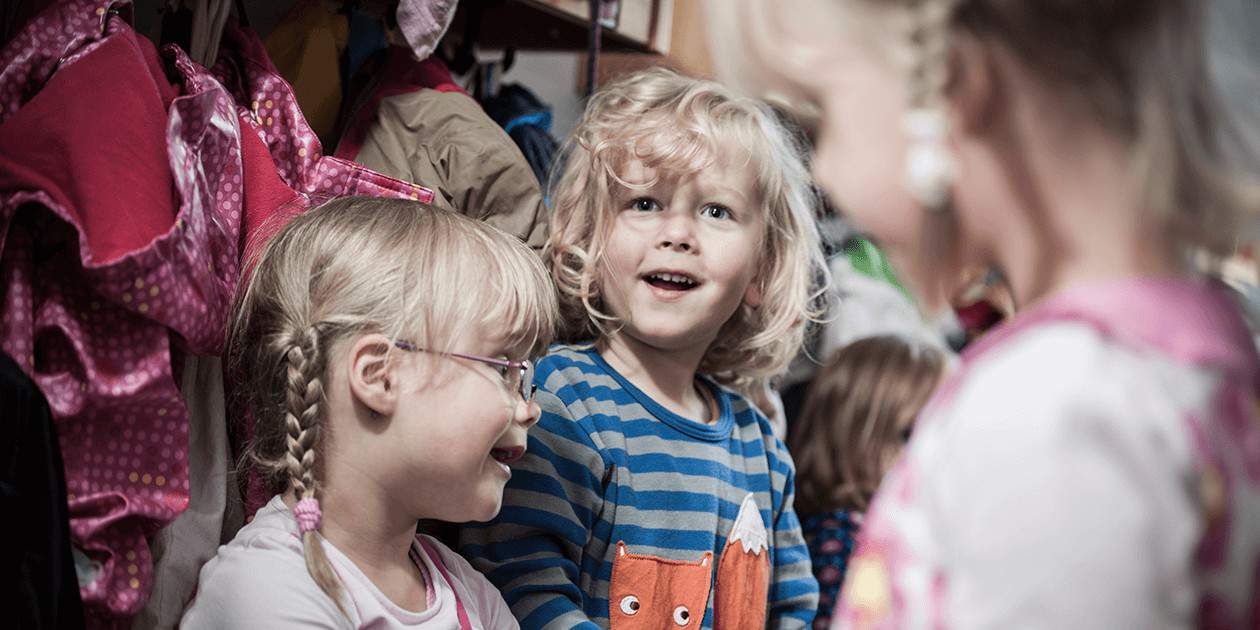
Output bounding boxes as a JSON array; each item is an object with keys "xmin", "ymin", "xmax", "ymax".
[{"xmin": 459, "ymin": 345, "xmax": 818, "ymax": 629}]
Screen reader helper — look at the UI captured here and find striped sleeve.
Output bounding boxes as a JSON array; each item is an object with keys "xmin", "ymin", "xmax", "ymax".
[
  {"xmin": 768, "ymin": 437, "xmax": 820, "ymax": 629},
  {"xmin": 459, "ymin": 388, "xmax": 607, "ymax": 630}
]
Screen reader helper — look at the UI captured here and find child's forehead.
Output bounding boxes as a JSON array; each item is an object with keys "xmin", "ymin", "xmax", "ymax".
[
  {"xmin": 611, "ymin": 123, "xmax": 761, "ymax": 182},
  {"xmin": 611, "ymin": 155, "xmax": 760, "ymax": 199}
]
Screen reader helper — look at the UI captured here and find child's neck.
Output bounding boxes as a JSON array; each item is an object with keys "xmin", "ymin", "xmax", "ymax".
[
  {"xmin": 1000, "ymin": 215, "xmax": 1181, "ymax": 309},
  {"xmin": 287, "ymin": 478, "xmax": 429, "ymax": 612},
  {"xmin": 598, "ymin": 332, "xmax": 715, "ymax": 423},
  {"xmin": 968, "ymin": 84, "xmax": 1184, "ymax": 308}
]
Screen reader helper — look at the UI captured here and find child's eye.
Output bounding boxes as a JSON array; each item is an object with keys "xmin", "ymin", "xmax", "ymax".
[
  {"xmin": 630, "ymin": 198, "xmax": 661, "ymax": 212},
  {"xmin": 701, "ymin": 204, "xmax": 732, "ymax": 220}
]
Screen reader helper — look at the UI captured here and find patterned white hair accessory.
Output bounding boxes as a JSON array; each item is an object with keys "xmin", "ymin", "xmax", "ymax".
[{"xmin": 903, "ymin": 108, "xmax": 958, "ymax": 210}]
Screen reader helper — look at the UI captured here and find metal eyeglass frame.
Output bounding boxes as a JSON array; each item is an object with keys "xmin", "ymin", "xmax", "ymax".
[{"xmin": 393, "ymin": 340, "xmax": 537, "ymax": 403}]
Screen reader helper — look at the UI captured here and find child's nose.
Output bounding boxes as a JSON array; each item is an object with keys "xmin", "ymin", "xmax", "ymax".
[
  {"xmin": 514, "ymin": 397, "xmax": 541, "ymax": 429},
  {"xmin": 657, "ymin": 215, "xmax": 697, "ymax": 252}
]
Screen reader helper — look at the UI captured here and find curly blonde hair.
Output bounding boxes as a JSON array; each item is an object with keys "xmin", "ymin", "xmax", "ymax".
[
  {"xmin": 229, "ymin": 197, "xmax": 556, "ymax": 613},
  {"xmin": 545, "ymin": 68, "xmax": 829, "ymax": 384}
]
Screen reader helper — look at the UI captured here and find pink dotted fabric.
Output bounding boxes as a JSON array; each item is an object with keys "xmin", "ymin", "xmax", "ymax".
[
  {"xmin": 0, "ymin": 0, "xmax": 104, "ymax": 123},
  {"xmin": 0, "ymin": 2, "xmax": 241, "ymax": 625},
  {"xmin": 0, "ymin": 1, "xmax": 434, "ymax": 626},
  {"xmin": 210, "ymin": 20, "xmax": 435, "ymax": 207}
]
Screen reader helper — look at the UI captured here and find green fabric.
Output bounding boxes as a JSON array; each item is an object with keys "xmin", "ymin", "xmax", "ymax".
[{"xmin": 843, "ymin": 237, "xmax": 912, "ymax": 299}]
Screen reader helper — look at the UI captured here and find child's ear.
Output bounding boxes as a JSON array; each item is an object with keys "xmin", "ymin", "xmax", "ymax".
[
  {"xmin": 347, "ymin": 334, "xmax": 397, "ymax": 418},
  {"xmin": 743, "ymin": 279, "xmax": 763, "ymax": 308},
  {"xmin": 950, "ymin": 35, "xmax": 997, "ymax": 136}
]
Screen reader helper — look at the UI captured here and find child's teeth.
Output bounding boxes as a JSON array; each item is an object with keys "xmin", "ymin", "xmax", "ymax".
[{"xmin": 661, "ymin": 273, "xmax": 690, "ymax": 284}]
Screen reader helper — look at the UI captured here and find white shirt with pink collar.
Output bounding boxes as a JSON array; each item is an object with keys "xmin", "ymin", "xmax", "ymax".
[
  {"xmin": 833, "ymin": 278, "xmax": 1260, "ymax": 629},
  {"xmin": 182, "ymin": 495, "xmax": 519, "ymax": 629}
]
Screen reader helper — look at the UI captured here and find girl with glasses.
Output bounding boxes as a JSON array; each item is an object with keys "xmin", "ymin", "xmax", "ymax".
[
  {"xmin": 182, "ymin": 197, "xmax": 557, "ymax": 628},
  {"xmin": 460, "ymin": 68, "xmax": 830, "ymax": 629}
]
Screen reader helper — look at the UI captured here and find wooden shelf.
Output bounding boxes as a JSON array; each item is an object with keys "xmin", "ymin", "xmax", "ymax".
[{"xmin": 452, "ymin": 0, "xmax": 671, "ymax": 54}]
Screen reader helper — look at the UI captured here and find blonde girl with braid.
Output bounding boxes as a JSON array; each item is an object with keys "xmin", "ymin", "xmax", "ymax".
[
  {"xmin": 705, "ymin": 0, "xmax": 1260, "ymax": 628},
  {"xmin": 181, "ymin": 197, "xmax": 556, "ymax": 629}
]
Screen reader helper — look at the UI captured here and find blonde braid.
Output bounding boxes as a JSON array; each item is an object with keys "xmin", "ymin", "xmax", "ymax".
[
  {"xmin": 906, "ymin": 0, "xmax": 957, "ymax": 111},
  {"xmin": 901, "ymin": 0, "xmax": 966, "ymax": 308},
  {"xmin": 281, "ymin": 324, "xmax": 347, "ymax": 617},
  {"xmin": 902, "ymin": 0, "xmax": 961, "ymax": 211},
  {"xmin": 283, "ymin": 328, "xmax": 323, "ymax": 501}
]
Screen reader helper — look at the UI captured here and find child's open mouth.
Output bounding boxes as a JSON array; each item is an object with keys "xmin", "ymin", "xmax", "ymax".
[
  {"xmin": 491, "ymin": 447, "xmax": 525, "ymax": 465},
  {"xmin": 643, "ymin": 271, "xmax": 700, "ymax": 292}
]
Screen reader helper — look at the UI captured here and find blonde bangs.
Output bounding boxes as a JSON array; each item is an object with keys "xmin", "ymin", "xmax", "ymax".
[
  {"xmin": 470, "ymin": 226, "xmax": 558, "ymax": 360},
  {"xmin": 395, "ymin": 209, "xmax": 557, "ymax": 361}
]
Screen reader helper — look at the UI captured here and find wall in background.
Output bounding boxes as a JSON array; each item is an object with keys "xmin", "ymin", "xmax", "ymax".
[{"xmin": 492, "ymin": 51, "xmax": 586, "ymax": 143}]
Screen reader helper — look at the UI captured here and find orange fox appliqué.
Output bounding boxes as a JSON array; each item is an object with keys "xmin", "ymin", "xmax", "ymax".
[
  {"xmin": 609, "ymin": 542, "xmax": 712, "ymax": 629},
  {"xmin": 608, "ymin": 494, "xmax": 770, "ymax": 629},
  {"xmin": 714, "ymin": 493, "xmax": 771, "ymax": 628}
]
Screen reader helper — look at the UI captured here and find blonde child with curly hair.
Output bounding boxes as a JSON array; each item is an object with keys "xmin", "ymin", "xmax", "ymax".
[
  {"xmin": 459, "ymin": 68, "xmax": 829, "ymax": 629},
  {"xmin": 181, "ymin": 197, "xmax": 557, "ymax": 628},
  {"xmin": 706, "ymin": 0, "xmax": 1260, "ymax": 627}
]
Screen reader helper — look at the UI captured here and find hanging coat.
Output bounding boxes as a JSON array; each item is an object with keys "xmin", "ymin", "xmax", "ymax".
[{"xmin": 335, "ymin": 47, "xmax": 548, "ymax": 248}]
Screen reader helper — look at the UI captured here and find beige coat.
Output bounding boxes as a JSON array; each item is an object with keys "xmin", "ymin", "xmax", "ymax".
[{"xmin": 353, "ymin": 89, "xmax": 549, "ymax": 249}]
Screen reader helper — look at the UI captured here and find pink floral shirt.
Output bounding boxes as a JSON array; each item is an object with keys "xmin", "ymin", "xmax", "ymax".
[{"xmin": 833, "ymin": 278, "xmax": 1260, "ymax": 629}]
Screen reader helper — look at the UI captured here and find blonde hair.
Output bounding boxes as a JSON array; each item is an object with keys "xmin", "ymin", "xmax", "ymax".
[
  {"xmin": 708, "ymin": 0, "xmax": 1260, "ymax": 261},
  {"xmin": 788, "ymin": 335, "xmax": 945, "ymax": 514},
  {"xmin": 228, "ymin": 197, "xmax": 557, "ymax": 612},
  {"xmin": 545, "ymin": 68, "xmax": 829, "ymax": 384}
]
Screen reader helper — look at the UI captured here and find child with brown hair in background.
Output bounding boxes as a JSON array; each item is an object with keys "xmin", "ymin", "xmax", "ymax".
[{"xmin": 788, "ymin": 336, "xmax": 946, "ymax": 629}]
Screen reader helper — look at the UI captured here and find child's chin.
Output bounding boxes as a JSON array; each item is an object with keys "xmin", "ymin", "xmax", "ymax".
[
  {"xmin": 468, "ymin": 496, "xmax": 505, "ymax": 523},
  {"xmin": 627, "ymin": 327, "xmax": 701, "ymax": 350}
]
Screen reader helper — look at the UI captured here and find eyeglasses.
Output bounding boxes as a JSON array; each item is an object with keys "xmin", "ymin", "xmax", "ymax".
[{"xmin": 393, "ymin": 340, "xmax": 537, "ymax": 403}]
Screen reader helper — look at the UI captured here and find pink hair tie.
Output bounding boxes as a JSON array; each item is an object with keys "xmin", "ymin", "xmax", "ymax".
[{"xmin": 293, "ymin": 497, "xmax": 322, "ymax": 533}]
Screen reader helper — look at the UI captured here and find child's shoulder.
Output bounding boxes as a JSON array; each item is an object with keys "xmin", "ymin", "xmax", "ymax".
[
  {"xmin": 967, "ymin": 321, "xmax": 1210, "ymax": 403},
  {"xmin": 942, "ymin": 321, "xmax": 1215, "ymax": 452},
  {"xmin": 706, "ymin": 379, "xmax": 769, "ymax": 424},
  {"xmin": 536, "ymin": 342, "xmax": 599, "ymax": 372},
  {"xmin": 954, "ymin": 277, "xmax": 1254, "ymax": 420},
  {"xmin": 210, "ymin": 497, "xmax": 306, "ymax": 557},
  {"xmin": 535, "ymin": 343, "xmax": 619, "ymax": 397},
  {"xmin": 181, "ymin": 500, "xmax": 345, "ymax": 626},
  {"xmin": 197, "ymin": 498, "xmax": 310, "ymax": 581}
]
